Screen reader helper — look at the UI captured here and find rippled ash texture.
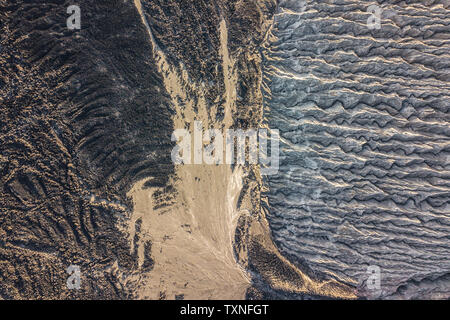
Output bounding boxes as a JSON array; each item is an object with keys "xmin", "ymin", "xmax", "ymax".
[{"xmin": 263, "ymin": 0, "xmax": 450, "ymax": 299}]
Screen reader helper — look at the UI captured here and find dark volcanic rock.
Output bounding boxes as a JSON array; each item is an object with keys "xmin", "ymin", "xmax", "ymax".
[{"xmin": 0, "ymin": 0, "xmax": 175, "ymax": 299}]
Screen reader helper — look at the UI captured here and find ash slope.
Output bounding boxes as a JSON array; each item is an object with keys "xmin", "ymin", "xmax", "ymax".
[
  {"xmin": 2, "ymin": 0, "xmax": 266, "ymax": 299},
  {"xmin": 263, "ymin": 0, "xmax": 450, "ymax": 299},
  {"xmin": 0, "ymin": 0, "xmax": 177, "ymax": 299}
]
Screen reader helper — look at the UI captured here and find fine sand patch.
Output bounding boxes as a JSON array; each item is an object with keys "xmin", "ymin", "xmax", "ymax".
[
  {"xmin": 127, "ymin": 165, "xmax": 250, "ymax": 299},
  {"xmin": 128, "ymin": 0, "xmax": 249, "ymax": 299}
]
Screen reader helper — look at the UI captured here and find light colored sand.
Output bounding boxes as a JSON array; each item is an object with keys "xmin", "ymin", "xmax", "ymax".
[
  {"xmin": 127, "ymin": 165, "xmax": 250, "ymax": 299},
  {"xmin": 128, "ymin": 1, "xmax": 249, "ymax": 299}
]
